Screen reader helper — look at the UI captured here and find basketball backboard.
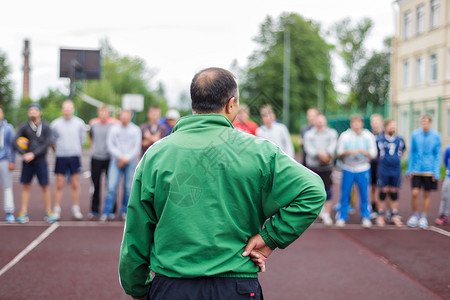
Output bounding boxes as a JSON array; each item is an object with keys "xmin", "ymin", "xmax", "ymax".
[{"xmin": 59, "ymin": 48, "xmax": 101, "ymax": 79}]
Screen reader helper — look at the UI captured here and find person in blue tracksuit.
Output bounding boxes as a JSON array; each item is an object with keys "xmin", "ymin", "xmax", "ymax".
[{"xmin": 406, "ymin": 114, "xmax": 441, "ymax": 229}]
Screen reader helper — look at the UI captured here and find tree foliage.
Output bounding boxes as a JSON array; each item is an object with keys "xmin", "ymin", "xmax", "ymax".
[
  {"xmin": 0, "ymin": 50, "xmax": 14, "ymax": 118},
  {"xmin": 354, "ymin": 47, "xmax": 390, "ymax": 108},
  {"xmin": 241, "ymin": 13, "xmax": 336, "ymax": 131},
  {"xmin": 76, "ymin": 40, "xmax": 166, "ymax": 124},
  {"xmin": 328, "ymin": 17, "xmax": 373, "ymax": 89}
]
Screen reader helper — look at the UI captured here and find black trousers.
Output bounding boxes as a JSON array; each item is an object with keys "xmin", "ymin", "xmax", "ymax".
[
  {"xmin": 90, "ymin": 158, "xmax": 110, "ymax": 214},
  {"xmin": 148, "ymin": 276, "xmax": 263, "ymax": 300}
]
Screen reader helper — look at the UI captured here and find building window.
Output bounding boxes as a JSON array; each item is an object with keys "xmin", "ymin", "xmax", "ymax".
[
  {"xmin": 430, "ymin": 0, "xmax": 440, "ymax": 29},
  {"xmin": 404, "ymin": 10, "xmax": 412, "ymax": 39},
  {"xmin": 416, "ymin": 56, "xmax": 425, "ymax": 85},
  {"xmin": 403, "ymin": 60, "xmax": 410, "ymax": 87},
  {"xmin": 413, "ymin": 110, "xmax": 421, "ymax": 130},
  {"xmin": 429, "ymin": 53, "xmax": 438, "ymax": 83},
  {"xmin": 399, "ymin": 111, "xmax": 409, "ymax": 137},
  {"xmin": 416, "ymin": 5, "xmax": 425, "ymax": 34}
]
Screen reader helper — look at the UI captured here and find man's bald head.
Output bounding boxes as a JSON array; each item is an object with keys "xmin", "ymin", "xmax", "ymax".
[{"xmin": 190, "ymin": 67, "xmax": 238, "ymax": 113}]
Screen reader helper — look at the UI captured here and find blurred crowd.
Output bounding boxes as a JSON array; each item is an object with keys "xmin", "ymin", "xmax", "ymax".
[{"xmin": 0, "ymin": 101, "xmax": 449, "ymax": 228}]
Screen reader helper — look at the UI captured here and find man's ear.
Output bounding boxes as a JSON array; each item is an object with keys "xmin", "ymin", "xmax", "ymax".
[{"xmin": 226, "ymin": 97, "xmax": 235, "ymax": 114}]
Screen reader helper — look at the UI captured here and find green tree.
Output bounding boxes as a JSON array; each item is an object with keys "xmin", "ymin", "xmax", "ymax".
[
  {"xmin": 241, "ymin": 13, "xmax": 336, "ymax": 131},
  {"xmin": 37, "ymin": 89, "xmax": 67, "ymax": 122},
  {"xmin": 76, "ymin": 40, "xmax": 165, "ymax": 124},
  {"xmin": 328, "ymin": 17, "xmax": 373, "ymax": 91},
  {"xmin": 0, "ymin": 50, "xmax": 15, "ymax": 120},
  {"xmin": 354, "ymin": 39, "xmax": 391, "ymax": 109}
]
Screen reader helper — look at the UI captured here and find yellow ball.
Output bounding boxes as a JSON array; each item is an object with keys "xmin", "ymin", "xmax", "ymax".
[{"xmin": 17, "ymin": 136, "xmax": 29, "ymax": 151}]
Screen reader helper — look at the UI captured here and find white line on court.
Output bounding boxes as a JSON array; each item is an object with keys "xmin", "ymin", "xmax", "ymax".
[
  {"xmin": 0, "ymin": 222, "xmax": 60, "ymax": 277},
  {"xmin": 0, "ymin": 221, "xmax": 124, "ymax": 227},
  {"xmin": 428, "ymin": 226, "xmax": 450, "ymax": 237}
]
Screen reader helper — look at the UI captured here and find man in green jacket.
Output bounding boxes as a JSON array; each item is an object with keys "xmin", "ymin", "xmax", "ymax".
[{"xmin": 119, "ymin": 67, "xmax": 326, "ymax": 300}]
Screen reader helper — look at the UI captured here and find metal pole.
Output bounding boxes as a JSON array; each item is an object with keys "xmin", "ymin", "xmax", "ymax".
[
  {"xmin": 283, "ymin": 27, "xmax": 290, "ymax": 127},
  {"xmin": 317, "ymin": 74, "xmax": 324, "ymax": 112}
]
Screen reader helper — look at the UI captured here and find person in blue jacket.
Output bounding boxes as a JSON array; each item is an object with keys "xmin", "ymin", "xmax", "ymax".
[
  {"xmin": 435, "ymin": 143, "xmax": 450, "ymax": 225},
  {"xmin": 406, "ymin": 114, "xmax": 441, "ymax": 229},
  {"xmin": 0, "ymin": 106, "xmax": 15, "ymax": 222}
]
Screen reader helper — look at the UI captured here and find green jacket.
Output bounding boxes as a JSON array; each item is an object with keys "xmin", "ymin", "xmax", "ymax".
[{"xmin": 119, "ymin": 114, "xmax": 326, "ymax": 298}]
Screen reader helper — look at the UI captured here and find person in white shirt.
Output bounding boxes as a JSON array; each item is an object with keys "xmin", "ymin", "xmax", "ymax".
[
  {"xmin": 335, "ymin": 114, "xmax": 377, "ymax": 228},
  {"xmin": 256, "ymin": 105, "xmax": 294, "ymax": 158},
  {"xmin": 100, "ymin": 109, "xmax": 142, "ymax": 222}
]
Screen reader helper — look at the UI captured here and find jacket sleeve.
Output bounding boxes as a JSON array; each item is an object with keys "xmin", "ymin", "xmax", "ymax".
[
  {"xmin": 106, "ymin": 126, "xmax": 122, "ymax": 159},
  {"xmin": 124, "ymin": 127, "xmax": 143, "ymax": 162},
  {"xmin": 119, "ymin": 161, "xmax": 156, "ymax": 299},
  {"xmin": 259, "ymin": 148, "xmax": 326, "ymax": 249},
  {"xmin": 444, "ymin": 147, "xmax": 450, "ymax": 169},
  {"xmin": 7, "ymin": 125, "xmax": 15, "ymax": 163},
  {"xmin": 406, "ymin": 134, "xmax": 416, "ymax": 176},
  {"xmin": 336, "ymin": 133, "xmax": 345, "ymax": 157},
  {"xmin": 303, "ymin": 131, "xmax": 317, "ymax": 157},
  {"xmin": 368, "ymin": 132, "xmax": 378, "ymax": 159},
  {"xmin": 326, "ymin": 130, "xmax": 338, "ymax": 156},
  {"xmin": 13, "ymin": 125, "xmax": 26, "ymax": 155},
  {"xmin": 433, "ymin": 134, "xmax": 442, "ymax": 179},
  {"xmin": 79, "ymin": 119, "xmax": 86, "ymax": 148}
]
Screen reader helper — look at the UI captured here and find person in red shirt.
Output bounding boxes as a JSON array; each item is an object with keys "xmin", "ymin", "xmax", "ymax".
[{"xmin": 232, "ymin": 104, "xmax": 258, "ymax": 135}]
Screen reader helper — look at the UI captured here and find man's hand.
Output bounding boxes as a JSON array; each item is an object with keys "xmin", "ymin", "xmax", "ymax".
[
  {"xmin": 8, "ymin": 162, "xmax": 14, "ymax": 171},
  {"xmin": 118, "ymin": 157, "xmax": 129, "ymax": 169},
  {"xmin": 317, "ymin": 151, "xmax": 331, "ymax": 164},
  {"xmin": 242, "ymin": 234, "xmax": 273, "ymax": 273},
  {"xmin": 23, "ymin": 152, "xmax": 35, "ymax": 163}
]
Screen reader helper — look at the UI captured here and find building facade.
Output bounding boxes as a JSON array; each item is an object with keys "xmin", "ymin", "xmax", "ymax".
[{"xmin": 391, "ymin": 0, "xmax": 450, "ymax": 146}]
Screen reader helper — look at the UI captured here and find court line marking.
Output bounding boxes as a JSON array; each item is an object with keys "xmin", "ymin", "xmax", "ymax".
[
  {"xmin": 429, "ymin": 226, "xmax": 450, "ymax": 237},
  {"xmin": 0, "ymin": 222, "xmax": 60, "ymax": 277},
  {"xmin": 0, "ymin": 221, "xmax": 124, "ymax": 227}
]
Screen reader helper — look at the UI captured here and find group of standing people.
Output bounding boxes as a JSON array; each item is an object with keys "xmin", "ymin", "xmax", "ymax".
[
  {"xmin": 233, "ymin": 104, "xmax": 449, "ymax": 229},
  {"xmin": 0, "ymin": 100, "xmax": 180, "ymax": 223}
]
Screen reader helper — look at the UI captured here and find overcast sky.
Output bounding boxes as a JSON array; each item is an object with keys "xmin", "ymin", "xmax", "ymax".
[{"xmin": 1, "ymin": 0, "xmax": 396, "ymax": 107}]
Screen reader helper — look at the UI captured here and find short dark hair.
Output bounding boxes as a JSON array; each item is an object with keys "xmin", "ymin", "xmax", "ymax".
[
  {"xmin": 350, "ymin": 114, "xmax": 363, "ymax": 122},
  {"xmin": 384, "ymin": 118, "xmax": 395, "ymax": 127},
  {"xmin": 421, "ymin": 114, "xmax": 432, "ymax": 122},
  {"xmin": 190, "ymin": 67, "xmax": 238, "ymax": 113}
]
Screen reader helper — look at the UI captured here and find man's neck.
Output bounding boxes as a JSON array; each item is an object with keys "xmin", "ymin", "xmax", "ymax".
[{"xmin": 31, "ymin": 118, "xmax": 41, "ymax": 125}]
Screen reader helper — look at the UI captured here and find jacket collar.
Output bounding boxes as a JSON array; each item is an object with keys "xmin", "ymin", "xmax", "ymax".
[{"xmin": 172, "ymin": 114, "xmax": 234, "ymax": 133}]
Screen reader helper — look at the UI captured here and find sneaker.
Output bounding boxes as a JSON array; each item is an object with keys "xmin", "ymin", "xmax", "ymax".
[
  {"xmin": 17, "ymin": 212, "xmax": 29, "ymax": 224},
  {"xmin": 361, "ymin": 218, "xmax": 372, "ymax": 228},
  {"xmin": 53, "ymin": 206, "xmax": 61, "ymax": 221},
  {"xmin": 108, "ymin": 213, "xmax": 116, "ymax": 221},
  {"xmin": 5, "ymin": 213, "xmax": 15, "ymax": 223},
  {"xmin": 370, "ymin": 211, "xmax": 378, "ymax": 220},
  {"xmin": 99, "ymin": 214, "xmax": 108, "ymax": 222},
  {"xmin": 71, "ymin": 205, "xmax": 83, "ymax": 220},
  {"xmin": 120, "ymin": 213, "xmax": 127, "ymax": 221},
  {"xmin": 376, "ymin": 215, "xmax": 385, "ymax": 227},
  {"xmin": 321, "ymin": 213, "xmax": 333, "ymax": 226},
  {"xmin": 335, "ymin": 219, "xmax": 346, "ymax": 227},
  {"xmin": 391, "ymin": 215, "xmax": 403, "ymax": 227},
  {"xmin": 435, "ymin": 215, "xmax": 449, "ymax": 226},
  {"xmin": 418, "ymin": 217, "xmax": 428, "ymax": 229},
  {"xmin": 407, "ymin": 215, "xmax": 419, "ymax": 227},
  {"xmin": 44, "ymin": 213, "xmax": 57, "ymax": 223},
  {"xmin": 87, "ymin": 212, "xmax": 99, "ymax": 221},
  {"xmin": 348, "ymin": 206, "xmax": 355, "ymax": 215}
]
